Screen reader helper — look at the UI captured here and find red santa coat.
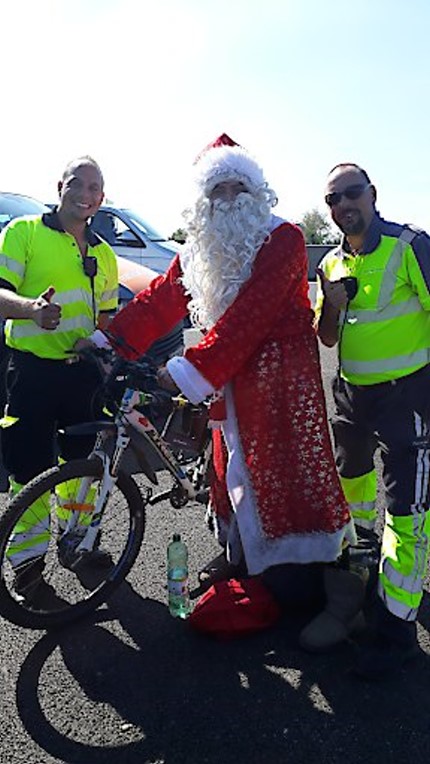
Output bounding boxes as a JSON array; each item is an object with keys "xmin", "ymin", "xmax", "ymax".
[{"xmin": 108, "ymin": 220, "xmax": 354, "ymax": 574}]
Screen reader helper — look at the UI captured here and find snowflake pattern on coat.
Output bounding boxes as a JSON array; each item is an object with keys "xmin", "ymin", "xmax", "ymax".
[{"xmin": 108, "ymin": 221, "xmax": 351, "ymax": 555}]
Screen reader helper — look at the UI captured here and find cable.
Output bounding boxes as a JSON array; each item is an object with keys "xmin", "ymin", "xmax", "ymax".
[{"xmin": 337, "ymin": 276, "xmax": 358, "ymax": 373}]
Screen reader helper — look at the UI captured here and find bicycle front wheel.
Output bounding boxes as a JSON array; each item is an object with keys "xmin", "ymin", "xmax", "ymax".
[{"xmin": 0, "ymin": 457, "xmax": 146, "ymax": 629}]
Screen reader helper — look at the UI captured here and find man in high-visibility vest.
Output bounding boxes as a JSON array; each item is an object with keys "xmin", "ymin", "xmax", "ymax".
[
  {"xmin": 0, "ymin": 156, "xmax": 118, "ymax": 605},
  {"xmin": 313, "ymin": 162, "xmax": 430, "ymax": 678}
]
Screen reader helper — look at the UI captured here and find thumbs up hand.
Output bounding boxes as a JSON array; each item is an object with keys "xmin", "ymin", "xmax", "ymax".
[
  {"xmin": 316, "ymin": 268, "xmax": 348, "ymax": 310},
  {"xmin": 32, "ymin": 286, "xmax": 62, "ymax": 330},
  {"xmin": 40, "ymin": 286, "xmax": 56, "ymax": 304}
]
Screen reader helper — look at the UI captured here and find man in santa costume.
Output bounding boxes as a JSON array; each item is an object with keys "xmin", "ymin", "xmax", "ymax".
[{"xmin": 84, "ymin": 134, "xmax": 364, "ymax": 650}]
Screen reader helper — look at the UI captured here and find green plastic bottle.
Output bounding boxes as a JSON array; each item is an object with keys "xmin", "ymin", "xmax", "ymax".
[{"xmin": 167, "ymin": 533, "xmax": 191, "ymax": 618}]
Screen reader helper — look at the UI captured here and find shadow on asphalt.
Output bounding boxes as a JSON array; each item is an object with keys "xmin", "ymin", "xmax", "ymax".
[{"xmin": 14, "ymin": 582, "xmax": 430, "ymax": 764}]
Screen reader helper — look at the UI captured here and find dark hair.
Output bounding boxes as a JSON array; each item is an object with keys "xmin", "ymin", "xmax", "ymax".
[
  {"xmin": 62, "ymin": 156, "xmax": 104, "ymax": 188},
  {"xmin": 327, "ymin": 163, "xmax": 372, "ymax": 185}
]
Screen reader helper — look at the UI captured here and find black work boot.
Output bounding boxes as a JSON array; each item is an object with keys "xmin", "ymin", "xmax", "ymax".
[
  {"xmin": 13, "ymin": 557, "xmax": 62, "ymax": 610},
  {"xmin": 352, "ymin": 599, "xmax": 421, "ymax": 680},
  {"xmin": 58, "ymin": 530, "xmax": 112, "ymax": 570}
]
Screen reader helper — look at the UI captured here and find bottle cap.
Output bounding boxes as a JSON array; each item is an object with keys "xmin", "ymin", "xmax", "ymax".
[{"xmin": 173, "ymin": 533, "xmax": 181, "ymax": 542}]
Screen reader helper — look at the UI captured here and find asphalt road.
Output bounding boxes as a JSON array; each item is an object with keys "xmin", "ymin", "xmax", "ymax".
[{"xmin": 1, "ymin": 343, "xmax": 430, "ymax": 764}]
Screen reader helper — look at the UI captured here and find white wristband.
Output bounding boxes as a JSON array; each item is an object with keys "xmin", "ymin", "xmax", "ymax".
[
  {"xmin": 90, "ymin": 329, "xmax": 112, "ymax": 349},
  {"xmin": 166, "ymin": 356, "xmax": 215, "ymax": 404}
]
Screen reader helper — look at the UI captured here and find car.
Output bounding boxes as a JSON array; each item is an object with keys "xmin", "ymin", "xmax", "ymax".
[
  {"xmin": 0, "ymin": 192, "xmax": 184, "ymax": 359},
  {"xmin": 0, "ymin": 192, "xmax": 49, "ymax": 232},
  {"xmin": 0, "ymin": 191, "xmax": 181, "ymax": 321},
  {"xmin": 44, "ymin": 199, "xmax": 179, "ymax": 275},
  {"xmin": 91, "ymin": 205, "xmax": 179, "ymax": 274},
  {"xmin": 116, "ymin": 256, "xmax": 184, "ymax": 365}
]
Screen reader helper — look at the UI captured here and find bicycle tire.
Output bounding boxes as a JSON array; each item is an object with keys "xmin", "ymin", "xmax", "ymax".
[{"xmin": 0, "ymin": 457, "xmax": 146, "ymax": 629}]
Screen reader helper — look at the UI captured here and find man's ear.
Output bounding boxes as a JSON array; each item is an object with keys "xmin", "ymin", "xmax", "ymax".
[{"xmin": 371, "ymin": 185, "xmax": 377, "ymax": 204}]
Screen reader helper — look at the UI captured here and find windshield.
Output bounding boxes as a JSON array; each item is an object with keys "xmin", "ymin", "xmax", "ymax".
[
  {"xmin": 0, "ymin": 194, "xmax": 48, "ymax": 232},
  {"xmin": 122, "ymin": 208, "xmax": 167, "ymax": 242}
]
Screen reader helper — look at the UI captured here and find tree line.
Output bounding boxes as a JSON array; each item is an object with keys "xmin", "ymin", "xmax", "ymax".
[{"xmin": 170, "ymin": 208, "xmax": 339, "ymax": 245}]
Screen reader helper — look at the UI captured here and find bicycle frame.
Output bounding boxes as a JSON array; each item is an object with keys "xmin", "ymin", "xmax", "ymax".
[{"xmin": 64, "ymin": 374, "xmax": 211, "ymax": 555}]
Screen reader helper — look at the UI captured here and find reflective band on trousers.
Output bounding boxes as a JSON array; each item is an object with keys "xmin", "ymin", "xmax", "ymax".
[
  {"xmin": 340, "ymin": 473, "xmax": 377, "ymax": 529},
  {"xmin": 381, "ymin": 559, "xmax": 423, "ymax": 593},
  {"xmin": 378, "ymin": 584, "xmax": 419, "ymax": 621},
  {"xmin": 379, "ymin": 507, "xmax": 430, "ymax": 621},
  {"xmin": 6, "ymin": 494, "xmax": 51, "ymax": 568},
  {"xmin": 349, "ymin": 500, "xmax": 376, "ymax": 515},
  {"xmin": 7, "ymin": 537, "xmax": 51, "ymax": 567},
  {"xmin": 348, "ymin": 503, "xmax": 377, "ymax": 529}
]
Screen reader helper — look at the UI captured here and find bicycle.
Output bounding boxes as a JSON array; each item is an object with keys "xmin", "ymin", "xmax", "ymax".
[{"xmin": 0, "ymin": 349, "xmax": 212, "ymax": 629}]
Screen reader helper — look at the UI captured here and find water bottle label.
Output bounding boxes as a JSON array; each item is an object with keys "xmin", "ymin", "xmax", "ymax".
[{"xmin": 168, "ymin": 578, "xmax": 188, "ymax": 597}]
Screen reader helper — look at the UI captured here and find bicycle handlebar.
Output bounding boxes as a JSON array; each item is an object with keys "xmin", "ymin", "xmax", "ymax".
[{"xmin": 77, "ymin": 345, "xmax": 159, "ymax": 396}]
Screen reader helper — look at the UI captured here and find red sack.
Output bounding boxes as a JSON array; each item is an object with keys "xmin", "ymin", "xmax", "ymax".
[{"xmin": 188, "ymin": 577, "xmax": 282, "ymax": 639}]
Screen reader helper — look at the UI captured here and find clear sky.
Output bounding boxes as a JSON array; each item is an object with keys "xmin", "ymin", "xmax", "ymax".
[{"xmin": 2, "ymin": 0, "xmax": 430, "ymax": 236}]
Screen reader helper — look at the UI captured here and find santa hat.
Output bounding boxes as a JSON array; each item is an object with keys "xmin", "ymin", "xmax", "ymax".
[{"xmin": 193, "ymin": 133, "xmax": 266, "ymax": 196}]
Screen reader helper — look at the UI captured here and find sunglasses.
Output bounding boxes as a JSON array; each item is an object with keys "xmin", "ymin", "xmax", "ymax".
[{"xmin": 325, "ymin": 182, "xmax": 371, "ymax": 208}]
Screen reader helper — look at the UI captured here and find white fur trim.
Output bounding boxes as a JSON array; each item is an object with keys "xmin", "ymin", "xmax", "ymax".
[
  {"xmin": 194, "ymin": 145, "xmax": 266, "ymax": 195},
  {"xmin": 90, "ymin": 329, "xmax": 111, "ymax": 349},
  {"xmin": 221, "ymin": 385, "xmax": 356, "ymax": 574},
  {"xmin": 166, "ymin": 356, "xmax": 215, "ymax": 404},
  {"xmin": 269, "ymin": 214, "xmax": 287, "ymax": 231}
]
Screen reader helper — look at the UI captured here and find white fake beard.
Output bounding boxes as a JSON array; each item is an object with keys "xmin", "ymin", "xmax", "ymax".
[{"xmin": 181, "ymin": 193, "xmax": 272, "ymax": 329}]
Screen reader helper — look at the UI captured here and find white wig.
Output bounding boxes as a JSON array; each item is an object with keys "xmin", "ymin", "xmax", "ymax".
[{"xmin": 193, "ymin": 144, "xmax": 267, "ymax": 197}]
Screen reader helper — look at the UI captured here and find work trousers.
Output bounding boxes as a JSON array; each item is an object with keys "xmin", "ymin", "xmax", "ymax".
[
  {"xmin": 331, "ymin": 365, "xmax": 430, "ymax": 621},
  {"xmin": 3, "ymin": 350, "xmax": 104, "ymax": 484}
]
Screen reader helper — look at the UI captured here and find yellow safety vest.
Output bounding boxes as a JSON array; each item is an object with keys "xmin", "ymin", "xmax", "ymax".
[
  {"xmin": 0, "ymin": 213, "xmax": 118, "ymax": 360},
  {"xmin": 315, "ymin": 224, "xmax": 430, "ymax": 385}
]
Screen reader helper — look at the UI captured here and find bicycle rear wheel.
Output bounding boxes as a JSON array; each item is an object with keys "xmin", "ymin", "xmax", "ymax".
[{"xmin": 0, "ymin": 457, "xmax": 146, "ymax": 629}]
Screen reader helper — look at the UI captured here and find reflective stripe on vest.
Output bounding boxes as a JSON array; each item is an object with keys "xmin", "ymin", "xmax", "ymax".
[
  {"xmin": 102, "ymin": 287, "xmax": 117, "ymax": 303},
  {"xmin": 0, "ymin": 254, "xmax": 25, "ymax": 278},
  {"xmin": 342, "ymin": 347, "xmax": 430, "ymax": 376},
  {"xmin": 342, "ymin": 295, "xmax": 422, "ymax": 325},
  {"xmin": 6, "ymin": 285, "xmax": 95, "ymax": 343},
  {"xmin": 339, "ymin": 228, "xmax": 430, "ymax": 381},
  {"xmin": 339, "ymin": 231, "xmax": 421, "ymax": 329},
  {"xmin": 11, "ymin": 314, "xmax": 94, "ymax": 339},
  {"xmin": 377, "ymin": 228, "xmax": 417, "ymax": 307}
]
